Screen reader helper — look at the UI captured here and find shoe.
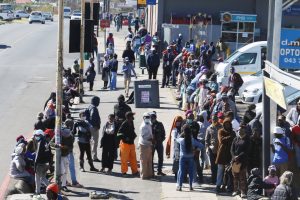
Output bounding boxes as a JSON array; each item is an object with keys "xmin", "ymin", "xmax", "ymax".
[
  {"xmin": 106, "ymin": 169, "xmax": 112, "ymax": 175},
  {"xmin": 132, "ymin": 172, "xmax": 139, "ymax": 177},
  {"xmin": 189, "ymin": 187, "xmax": 194, "ymax": 191},
  {"xmin": 72, "ymin": 183, "xmax": 83, "ymax": 188},
  {"xmin": 61, "ymin": 186, "xmax": 70, "ymax": 192},
  {"xmin": 122, "ymin": 173, "xmax": 128, "ymax": 177},
  {"xmin": 157, "ymin": 171, "xmax": 166, "ymax": 176},
  {"xmin": 216, "ymin": 186, "xmax": 221, "ymax": 194},
  {"xmin": 66, "ymin": 181, "xmax": 71, "ymax": 186},
  {"xmin": 80, "ymin": 168, "xmax": 85, "ymax": 172},
  {"xmin": 232, "ymin": 192, "xmax": 239, "ymax": 196},
  {"xmin": 161, "ymin": 86, "xmax": 165, "ymax": 88},
  {"xmin": 93, "ymin": 158, "xmax": 101, "ymax": 162},
  {"xmin": 241, "ymin": 193, "xmax": 247, "ymax": 198},
  {"xmin": 100, "ymin": 168, "xmax": 105, "ymax": 173},
  {"xmin": 90, "ymin": 167, "xmax": 99, "ymax": 172},
  {"xmin": 176, "ymin": 186, "xmax": 182, "ymax": 191}
]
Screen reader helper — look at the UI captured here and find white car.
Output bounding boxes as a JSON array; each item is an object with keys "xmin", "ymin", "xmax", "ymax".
[
  {"xmin": 241, "ymin": 82, "xmax": 263, "ymax": 104},
  {"xmin": 237, "ymin": 70, "xmax": 262, "ymax": 99},
  {"xmin": 70, "ymin": 12, "xmax": 81, "ymax": 20},
  {"xmin": 29, "ymin": 11, "xmax": 45, "ymax": 24},
  {"xmin": 256, "ymin": 86, "xmax": 300, "ymax": 114},
  {"xmin": 43, "ymin": 12, "xmax": 53, "ymax": 21},
  {"xmin": 64, "ymin": 7, "xmax": 71, "ymax": 18},
  {"xmin": 14, "ymin": 10, "xmax": 29, "ymax": 19},
  {"xmin": 0, "ymin": 10, "xmax": 14, "ymax": 21}
]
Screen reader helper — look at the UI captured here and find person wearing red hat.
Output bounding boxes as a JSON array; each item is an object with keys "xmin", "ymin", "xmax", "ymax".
[{"xmin": 46, "ymin": 183, "xmax": 68, "ymax": 200}]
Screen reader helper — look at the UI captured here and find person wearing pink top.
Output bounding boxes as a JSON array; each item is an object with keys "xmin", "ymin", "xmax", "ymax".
[{"xmin": 264, "ymin": 165, "xmax": 279, "ymax": 197}]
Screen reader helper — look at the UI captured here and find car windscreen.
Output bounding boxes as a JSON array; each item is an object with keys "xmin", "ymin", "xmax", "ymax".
[
  {"xmin": 73, "ymin": 13, "xmax": 81, "ymax": 16},
  {"xmin": 32, "ymin": 12, "xmax": 41, "ymax": 16},
  {"xmin": 64, "ymin": 9, "xmax": 71, "ymax": 12}
]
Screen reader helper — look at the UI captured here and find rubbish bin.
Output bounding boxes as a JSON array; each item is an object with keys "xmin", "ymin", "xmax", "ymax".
[{"xmin": 134, "ymin": 80, "xmax": 160, "ymax": 108}]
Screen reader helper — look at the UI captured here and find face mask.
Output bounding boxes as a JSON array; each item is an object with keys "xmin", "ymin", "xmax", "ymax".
[
  {"xmin": 144, "ymin": 119, "xmax": 151, "ymax": 124},
  {"xmin": 187, "ymin": 119, "xmax": 193, "ymax": 124},
  {"xmin": 35, "ymin": 136, "xmax": 42, "ymax": 141}
]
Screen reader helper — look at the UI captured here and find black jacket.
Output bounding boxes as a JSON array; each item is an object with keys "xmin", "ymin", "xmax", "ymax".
[
  {"xmin": 109, "ymin": 59, "xmax": 118, "ymax": 72},
  {"xmin": 87, "ymin": 97, "xmax": 101, "ymax": 129},
  {"xmin": 147, "ymin": 52, "xmax": 160, "ymax": 70},
  {"xmin": 72, "ymin": 120, "xmax": 91, "ymax": 143},
  {"xmin": 122, "ymin": 49, "xmax": 135, "ymax": 63},
  {"xmin": 114, "ymin": 102, "xmax": 132, "ymax": 120},
  {"xmin": 247, "ymin": 175, "xmax": 275, "ymax": 200},
  {"xmin": 117, "ymin": 120, "xmax": 136, "ymax": 144},
  {"xmin": 152, "ymin": 121, "xmax": 166, "ymax": 144},
  {"xmin": 230, "ymin": 136, "xmax": 250, "ymax": 168},
  {"xmin": 35, "ymin": 137, "xmax": 51, "ymax": 166}
]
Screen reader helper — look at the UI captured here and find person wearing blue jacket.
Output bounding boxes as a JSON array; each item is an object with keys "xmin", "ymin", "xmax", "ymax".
[{"xmin": 176, "ymin": 124, "xmax": 204, "ymax": 191}]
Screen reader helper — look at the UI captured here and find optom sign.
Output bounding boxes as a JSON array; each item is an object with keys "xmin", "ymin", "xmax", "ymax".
[
  {"xmin": 221, "ymin": 13, "xmax": 257, "ymax": 23},
  {"xmin": 146, "ymin": 0, "xmax": 156, "ymax": 5},
  {"xmin": 280, "ymin": 28, "xmax": 300, "ymax": 69},
  {"xmin": 264, "ymin": 77, "xmax": 287, "ymax": 109}
]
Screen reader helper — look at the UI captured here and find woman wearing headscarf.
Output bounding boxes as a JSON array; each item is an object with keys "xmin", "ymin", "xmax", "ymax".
[
  {"xmin": 215, "ymin": 118, "xmax": 236, "ymax": 194},
  {"xmin": 166, "ymin": 116, "xmax": 183, "ymax": 180}
]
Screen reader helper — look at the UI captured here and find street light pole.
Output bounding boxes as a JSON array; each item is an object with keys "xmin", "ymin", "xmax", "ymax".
[
  {"xmin": 79, "ymin": 0, "xmax": 86, "ymax": 102},
  {"xmin": 55, "ymin": 0, "xmax": 64, "ymax": 188}
]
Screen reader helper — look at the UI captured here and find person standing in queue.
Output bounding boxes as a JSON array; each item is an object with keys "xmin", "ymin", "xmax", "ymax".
[
  {"xmin": 86, "ymin": 96, "xmax": 101, "ymax": 162},
  {"xmin": 139, "ymin": 113, "xmax": 153, "ymax": 179},
  {"xmin": 146, "ymin": 49, "xmax": 160, "ymax": 80},
  {"xmin": 149, "ymin": 111, "xmax": 166, "ymax": 176},
  {"xmin": 122, "ymin": 57, "xmax": 137, "ymax": 97},
  {"xmin": 117, "ymin": 111, "xmax": 139, "ymax": 176}
]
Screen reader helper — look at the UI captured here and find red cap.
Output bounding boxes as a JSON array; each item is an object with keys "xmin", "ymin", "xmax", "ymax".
[
  {"xmin": 44, "ymin": 129, "xmax": 55, "ymax": 139},
  {"xmin": 16, "ymin": 135, "xmax": 25, "ymax": 142},
  {"xmin": 47, "ymin": 183, "xmax": 59, "ymax": 194}
]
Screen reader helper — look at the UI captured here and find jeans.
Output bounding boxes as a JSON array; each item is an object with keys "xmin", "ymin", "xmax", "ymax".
[
  {"xmin": 295, "ymin": 145, "xmax": 300, "ymax": 168},
  {"xmin": 61, "ymin": 156, "xmax": 69, "ymax": 187},
  {"xmin": 68, "ymin": 151, "xmax": 78, "ymax": 185},
  {"xmin": 152, "ymin": 143, "xmax": 164, "ymax": 172},
  {"xmin": 110, "ymin": 72, "xmax": 117, "ymax": 90},
  {"xmin": 208, "ymin": 149, "xmax": 218, "ymax": 183},
  {"xmin": 78, "ymin": 142, "xmax": 95, "ymax": 169},
  {"xmin": 90, "ymin": 127, "xmax": 100, "ymax": 160},
  {"xmin": 35, "ymin": 164, "xmax": 49, "ymax": 194},
  {"xmin": 162, "ymin": 68, "xmax": 171, "ymax": 87},
  {"xmin": 177, "ymin": 157, "xmax": 194, "ymax": 187},
  {"xmin": 216, "ymin": 164, "xmax": 225, "ymax": 187}
]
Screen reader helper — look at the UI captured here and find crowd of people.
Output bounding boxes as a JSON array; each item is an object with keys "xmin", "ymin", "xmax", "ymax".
[{"xmin": 6, "ymin": 13, "xmax": 300, "ymax": 200}]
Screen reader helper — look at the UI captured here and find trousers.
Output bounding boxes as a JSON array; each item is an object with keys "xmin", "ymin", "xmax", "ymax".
[
  {"xmin": 78, "ymin": 142, "xmax": 94, "ymax": 169},
  {"xmin": 61, "ymin": 156, "xmax": 69, "ymax": 187},
  {"xmin": 177, "ymin": 157, "xmax": 194, "ymax": 187},
  {"xmin": 120, "ymin": 141, "xmax": 138, "ymax": 174},
  {"xmin": 68, "ymin": 151, "xmax": 78, "ymax": 185},
  {"xmin": 124, "ymin": 78, "xmax": 131, "ymax": 96},
  {"xmin": 35, "ymin": 164, "xmax": 49, "ymax": 194},
  {"xmin": 152, "ymin": 143, "xmax": 164, "ymax": 172},
  {"xmin": 90, "ymin": 127, "xmax": 100, "ymax": 160},
  {"xmin": 139, "ymin": 144, "xmax": 153, "ymax": 179},
  {"xmin": 232, "ymin": 167, "xmax": 247, "ymax": 194},
  {"xmin": 110, "ymin": 72, "xmax": 117, "ymax": 90}
]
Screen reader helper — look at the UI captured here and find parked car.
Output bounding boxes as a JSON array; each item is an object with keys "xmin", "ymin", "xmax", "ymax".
[
  {"xmin": 29, "ymin": 11, "xmax": 45, "ymax": 24},
  {"xmin": 14, "ymin": 10, "xmax": 29, "ymax": 19},
  {"xmin": 241, "ymin": 82, "xmax": 263, "ymax": 104},
  {"xmin": 256, "ymin": 86, "xmax": 300, "ymax": 114},
  {"xmin": 0, "ymin": 9, "xmax": 14, "ymax": 21},
  {"xmin": 43, "ymin": 12, "xmax": 53, "ymax": 21},
  {"xmin": 64, "ymin": 7, "xmax": 71, "ymax": 18},
  {"xmin": 70, "ymin": 12, "xmax": 81, "ymax": 20},
  {"xmin": 237, "ymin": 70, "xmax": 262, "ymax": 98}
]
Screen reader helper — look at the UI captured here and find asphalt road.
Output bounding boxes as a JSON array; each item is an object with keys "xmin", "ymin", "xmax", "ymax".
[{"xmin": 0, "ymin": 18, "xmax": 78, "ymax": 190}]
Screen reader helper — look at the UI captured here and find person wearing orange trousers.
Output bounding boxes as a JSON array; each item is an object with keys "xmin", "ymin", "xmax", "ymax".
[{"xmin": 117, "ymin": 111, "xmax": 139, "ymax": 176}]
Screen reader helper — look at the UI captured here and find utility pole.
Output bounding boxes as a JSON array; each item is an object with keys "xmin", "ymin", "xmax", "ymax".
[
  {"xmin": 55, "ymin": 0, "xmax": 63, "ymax": 189},
  {"xmin": 79, "ymin": 0, "xmax": 86, "ymax": 103},
  {"xmin": 103, "ymin": 0, "xmax": 107, "ymax": 53}
]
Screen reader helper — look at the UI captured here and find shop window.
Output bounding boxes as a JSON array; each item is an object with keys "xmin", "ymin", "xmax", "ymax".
[{"xmin": 233, "ymin": 53, "xmax": 257, "ymax": 65}]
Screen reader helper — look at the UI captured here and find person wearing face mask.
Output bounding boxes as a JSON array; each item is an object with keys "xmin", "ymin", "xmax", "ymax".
[
  {"xmin": 117, "ymin": 111, "xmax": 139, "ymax": 176},
  {"xmin": 166, "ymin": 116, "xmax": 183, "ymax": 180},
  {"xmin": 33, "ymin": 130, "xmax": 51, "ymax": 195},
  {"xmin": 72, "ymin": 111, "xmax": 98, "ymax": 172},
  {"xmin": 139, "ymin": 113, "xmax": 153, "ymax": 179},
  {"xmin": 271, "ymin": 126, "xmax": 292, "ymax": 176},
  {"xmin": 122, "ymin": 57, "xmax": 137, "ymax": 97},
  {"xmin": 205, "ymin": 115, "xmax": 222, "ymax": 184},
  {"xmin": 230, "ymin": 127, "xmax": 250, "ymax": 198},
  {"xmin": 286, "ymin": 99, "xmax": 300, "ymax": 127},
  {"xmin": 184, "ymin": 111, "xmax": 195, "ymax": 126}
]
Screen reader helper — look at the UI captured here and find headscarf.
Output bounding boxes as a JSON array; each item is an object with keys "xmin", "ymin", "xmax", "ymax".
[{"xmin": 166, "ymin": 116, "xmax": 183, "ymax": 157}]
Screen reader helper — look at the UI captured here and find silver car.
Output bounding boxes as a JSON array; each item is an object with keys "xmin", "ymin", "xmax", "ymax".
[{"xmin": 29, "ymin": 11, "xmax": 45, "ymax": 24}]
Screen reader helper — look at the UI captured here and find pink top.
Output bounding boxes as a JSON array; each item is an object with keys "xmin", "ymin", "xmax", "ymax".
[{"xmin": 264, "ymin": 175, "xmax": 279, "ymax": 196}]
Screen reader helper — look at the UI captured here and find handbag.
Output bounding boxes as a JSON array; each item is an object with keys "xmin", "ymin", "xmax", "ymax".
[{"xmin": 232, "ymin": 161, "xmax": 242, "ymax": 173}]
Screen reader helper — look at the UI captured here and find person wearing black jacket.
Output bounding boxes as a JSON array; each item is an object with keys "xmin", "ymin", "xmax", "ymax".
[
  {"xmin": 146, "ymin": 49, "xmax": 160, "ymax": 80},
  {"xmin": 86, "ymin": 96, "xmax": 101, "ymax": 162},
  {"xmin": 34, "ymin": 130, "xmax": 51, "ymax": 195},
  {"xmin": 161, "ymin": 47, "xmax": 175, "ymax": 88},
  {"xmin": 34, "ymin": 112, "xmax": 45, "ymax": 131},
  {"xmin": 114, "ymin": 95, "xmax": 132, "ymax": 122},
  {"xmin": 73, "ymin": 112, "xmax": 98, "ymax": 172},
  {"xmin": 109, "ymin": 53, "xmax": 118, "ymax": 90},
  {"xmin": 117, "ymin": 111, "xmax": 138, "ymax": 176},
  {"xmin": 247, "ymin": 168, "xmax": 275, "ymax": 200},
  {"xmin": 150, "ymin": 111, "xmax": 166, "ymax": 176},
  {"xmin": 122, "ymin": 44, "xmax": 135, "ymax": 64}
]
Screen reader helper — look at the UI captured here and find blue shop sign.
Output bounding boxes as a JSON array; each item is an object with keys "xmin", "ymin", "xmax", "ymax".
[
  {"xmin": 279, "ymin": 28, "xmax": 300, "ymax": 69},
  {"xmin": 283, "ymin": 5, "xmax": 300, "ymax": 16},
  {"xmin": 146, "ymin": 0, "xmax": 156, "ymax": 5},
  {"xmin": 231, "ymin": 14, "xmax": 257, "ymax": 22}
]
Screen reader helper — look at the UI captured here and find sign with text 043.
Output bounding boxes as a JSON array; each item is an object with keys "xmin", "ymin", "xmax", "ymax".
[{"xmin": 280, "ymin": 28, "xmax": 300, "ymax": 69}]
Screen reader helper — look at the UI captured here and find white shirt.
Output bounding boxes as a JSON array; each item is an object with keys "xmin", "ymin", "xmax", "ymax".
[{"xmin": 139, "ymin": 122, "xmax": 153, "ymax": 146}]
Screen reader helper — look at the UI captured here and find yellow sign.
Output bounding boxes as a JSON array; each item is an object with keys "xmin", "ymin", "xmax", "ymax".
[
  {"xmin": 264, "ymin": 77, "xmax": 287, "ymax": 109},
  {"xmin": 137, "ymin": 0, "xmax": 146, "ymax": 7}
]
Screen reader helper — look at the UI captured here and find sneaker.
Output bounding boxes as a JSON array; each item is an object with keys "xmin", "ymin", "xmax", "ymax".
[
  {"xmin": 72, "ymin": 183, "xmax": 83, "ymax": 188},
  {"xmin": 176, "ymin": 186, "xmax": 182, "ymax": 191},
  {"xmin": 241, "ymin": 193, "xmax": 247, "ymax": 198},
  {"xmin": 100, "ymin": 168, "xmax": 105, "ymax": 173},
  {"xmin": 90, "ymin": 167, "xmax": 99, "ymax": 172},
  {"xmin": 106, "ymin": 169, "xmax": 112, "ymax": 175},
  {"xmin": 132, "ymin": 172, "xmax": 139, "ymax": 177},
  {"xmin": 232, "ymin": 192, "xmax": 239, "ymax": 196},
  {"xmin": 122, "ymin": 173, "xmax": 128, "ymax": 177},
  {"xmin": 80, "ymin": 168, "xmax": 85, "ymax": 172},
  {"xmin": 157, "ymin": 171, "xmax": 166, "ymax": 176},
  {"xmin": 61, "ymin": 186, "xmax": 70, "ymax": 192},
  {"xmin": 189, "ymin": 187, "xmax": 194, "ymax": 191}
]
